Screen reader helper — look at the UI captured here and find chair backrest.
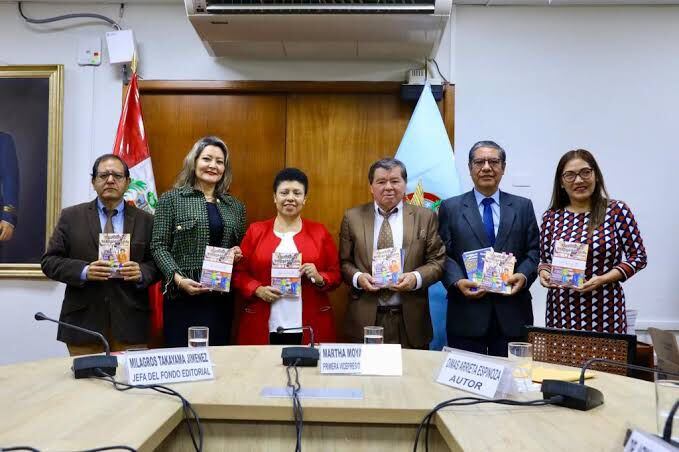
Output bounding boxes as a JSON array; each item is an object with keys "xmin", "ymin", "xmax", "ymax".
[{"xmin": 526, "ymin": 326, "xmax": 637, "ymax": 376}]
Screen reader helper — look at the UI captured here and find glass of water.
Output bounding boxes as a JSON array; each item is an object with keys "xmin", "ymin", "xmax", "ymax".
[
  {"xmin": 188, "ymin": 326, "xmax": 209, "ymax": 348},
  {"xmin": 364, "ymin": 326, "xmax": 384, "ymax": 344},
  {"xmin": 655, "ymin": 378, "xmax": 679, "ymax": 442},
  {"xmin": 508, "ymin": 342, "xmax": 533, "ymax": 391}
]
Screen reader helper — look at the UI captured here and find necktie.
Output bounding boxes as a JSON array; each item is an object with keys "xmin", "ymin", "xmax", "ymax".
[
  {"xmin": 103, "ymin": 208, "xmax": 118, "ymax": 233},
  {"xmin": 481, "ymin": 198, "xmax": 496, "ymax": 246},
  {"xmin": 376, "ymin": 207, "xmax": 397, "ymax": 304},
  {"xmin": 376, "ymin": 207, "xmax": 397, "ymax": 250}
]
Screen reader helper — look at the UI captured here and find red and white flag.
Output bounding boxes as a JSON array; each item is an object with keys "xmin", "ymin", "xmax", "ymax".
[
  {"xmin": 113, "ymin": 70, "xmax": 163, "ymax": 346},
  {"xmin": 112, "ymin": 71, "xmax": 158, "ymax": 213}
]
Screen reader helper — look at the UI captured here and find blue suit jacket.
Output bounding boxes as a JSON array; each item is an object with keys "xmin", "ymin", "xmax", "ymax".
[
  {"xmin": 438, "ymin": 190, "xmax": 539, "ymax": 338},
  {"xmin": 0, "ymin": 132, "xmax": 19, "ymax": 226}
]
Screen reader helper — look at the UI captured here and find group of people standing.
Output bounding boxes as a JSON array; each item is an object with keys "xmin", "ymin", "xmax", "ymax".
[{"xmin": 41, "ymin": 136, "xmax": 647, "ymax": 358}]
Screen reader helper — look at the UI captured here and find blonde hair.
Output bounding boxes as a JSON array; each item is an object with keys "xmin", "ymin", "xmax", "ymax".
[{"xmin": 174, "ymin": 136, "xmax": 233, "ymax": 195}]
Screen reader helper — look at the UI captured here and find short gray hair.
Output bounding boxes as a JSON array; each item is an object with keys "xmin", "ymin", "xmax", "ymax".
[
  {"xmin": 468, "ymin": 140, "xmax": 507, "ymax": 167},
  {"xmin": 368, "ymin": 158, "xmax": 407, "ymax": 184},
  {"xmin": 174, "ymin": 136, "xmax": 233, "ymax": 195}
]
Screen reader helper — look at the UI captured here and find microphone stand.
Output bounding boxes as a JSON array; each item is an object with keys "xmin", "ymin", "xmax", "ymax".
[
  {"xmin": 277, "ymin": 325, "xmax": 319, "ymax": 367},
  {"xmin": 34, "ymin": 312, "xmax": 118, "ymax": 378}
]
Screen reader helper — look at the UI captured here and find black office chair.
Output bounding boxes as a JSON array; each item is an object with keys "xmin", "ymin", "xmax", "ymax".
[{"xmin": 525, "ymin": 326, "xmax": 637, "ymax": 377}]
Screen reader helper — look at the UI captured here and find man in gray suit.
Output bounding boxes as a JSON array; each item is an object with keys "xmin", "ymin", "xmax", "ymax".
[
  {"xmin": 438, "ymin": 141, "xmax": 539, "ymax": 356},
  {"xmin": 42, "ymin": 154, "xmax": 158, "ymax": 356}
]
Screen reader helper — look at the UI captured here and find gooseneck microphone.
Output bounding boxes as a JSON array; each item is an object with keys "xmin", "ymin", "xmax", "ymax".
[
  {"xmin": 542, "ymin": 357, "xmax": 679, "ymax": 412},
  {"xmin": 34, "ymin": 312, "xmax": 118, "ymax": 378},
  {"xmin": 276, "ymin": 325, "xmax": 319, "ymax": 367}
]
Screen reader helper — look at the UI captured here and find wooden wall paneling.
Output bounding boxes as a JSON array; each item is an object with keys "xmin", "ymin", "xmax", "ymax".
[
  {"xmin": 141, "ymin": 93, "xmax": 287, "ymax": 224},
  {"xmin": 286, "ymin": 93, "xmax": 413, "ymax": 340}
]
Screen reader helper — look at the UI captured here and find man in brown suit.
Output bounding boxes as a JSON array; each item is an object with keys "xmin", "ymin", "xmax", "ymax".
[
  {"xmin": 41, "ymin": 154, "xmax": 158, "ymax": 356},
  {"xmin": 339, "ymin": 158, "xmax": 445, "ymax": 349}
]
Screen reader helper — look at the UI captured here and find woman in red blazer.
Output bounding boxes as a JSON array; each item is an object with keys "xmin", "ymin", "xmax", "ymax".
[{"xmin": 233, "ymin": 168, "xmax": 341, "ymax": 345}]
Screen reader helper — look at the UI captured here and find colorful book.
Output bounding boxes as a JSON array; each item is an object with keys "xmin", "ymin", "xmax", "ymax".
[
  {"xmin": 371, "ymin": 247, "xmax": 404, "ymax": 288},
  {"xmin": 550, "ymin": 240, "xmax": 588, "ymax": 288},
  {"xmin": 462, "ymin": 247, "xmax": 494, "ymax": 285},
  {"xmin": 98, "ymin": 233, "xmax": 130, "ymax": 279},
  {"xmin": 271, "ymin": 252, "xmax": 302, "ymax": 297},
  {"xmin": 480, "ymin": 250, "xmax": 516, "ymax": 294},
  {"xmin": 200, "ymin": 246, "xmax": 235, "ymax": 292}
]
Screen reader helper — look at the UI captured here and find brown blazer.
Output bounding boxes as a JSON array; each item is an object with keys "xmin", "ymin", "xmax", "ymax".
[
  {"xmin": 339, "ymin": 202, "xmax": 445, "ymax": 348},
  {"xmin": 41, "ymin": 199, "xmax": 158, "ymax": 345}
]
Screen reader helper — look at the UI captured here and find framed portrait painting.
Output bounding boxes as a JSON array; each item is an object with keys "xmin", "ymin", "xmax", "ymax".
[{"xmin": 0, "ymin": 65, "xmax": 63, "ymax": 278}]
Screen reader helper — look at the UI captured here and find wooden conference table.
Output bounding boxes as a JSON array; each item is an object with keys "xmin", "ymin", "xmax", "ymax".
[{"xmin": 0, "ymin": 346, "xmax": 657, "ymax": 451}]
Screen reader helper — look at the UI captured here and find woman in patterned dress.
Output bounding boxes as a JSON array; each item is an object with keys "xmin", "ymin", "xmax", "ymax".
[
  {"xmin": 151, "ymin": 136, "xmax": 246, "ymax": 347},
  {"xmin": 538, "ymin": 149, "xmax": 647, "ymax": 334}
]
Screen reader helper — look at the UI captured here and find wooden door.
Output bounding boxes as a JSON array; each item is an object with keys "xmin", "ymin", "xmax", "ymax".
[{"xmin": 286, "ymin": 93, "xmax": 413, "ymax": 337}]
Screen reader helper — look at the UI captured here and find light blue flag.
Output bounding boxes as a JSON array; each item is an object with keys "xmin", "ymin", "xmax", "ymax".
[{"xmin": 394, "ymin": 84, "xmax": 462, "ymax": 351}]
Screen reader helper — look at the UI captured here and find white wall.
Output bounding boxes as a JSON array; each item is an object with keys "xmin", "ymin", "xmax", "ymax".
[{"xmin": 1, "ymin": 2, "xmax": 676, "ymax": 364}]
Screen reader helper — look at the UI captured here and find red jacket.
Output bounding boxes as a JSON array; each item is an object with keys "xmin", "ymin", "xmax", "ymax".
[{"xmin": 233, "ymin": 218, "xmax": 341, "ymax": 345}]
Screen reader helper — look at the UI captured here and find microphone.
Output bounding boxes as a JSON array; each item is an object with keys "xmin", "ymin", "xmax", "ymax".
[
  {"xmin": 542, "ymin": 357, "xmax": 679, "ymax": 412},
  {"xmin": 34, "ymin": 312, "xmax": 118, "ymax": 378},
  {"xmin": 276, "ymin": 325, "xmax": 319, "ymax": 367}
]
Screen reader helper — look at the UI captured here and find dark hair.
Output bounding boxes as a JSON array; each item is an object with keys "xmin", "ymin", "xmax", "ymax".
[
  {"xmin": 174, "ymin": 136, "xmax": 233, "ymax": 194},
  {"xmin": 468, "ymin": 140, "xmax": 507, "ymax": 167},
  {"xmin": 273, "ymin": 167, "xmax": 308, "ymax": 194},
  {"xmin": 368, "ymin": 158, "xmax": 407, "ymax": 184},
  {"xmin": 548, "ymin": 149, "xmax": 609, "ymax": 234},
  {"xmin": 91, "ymin": 154, "xmax": 130, "ymax": 181}
]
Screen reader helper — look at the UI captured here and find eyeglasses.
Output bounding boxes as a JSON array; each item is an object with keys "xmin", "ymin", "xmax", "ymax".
[
  {"xmin": 95, "ymin": 172, "xmax": 126, "ymax": 182},
  {"xmin": 561, "ymin": 168, "xmax": 593, "ymax": 183},
  {"xmin": 471, "ymin": 158, "xmax": 503, "ymax": 169}
]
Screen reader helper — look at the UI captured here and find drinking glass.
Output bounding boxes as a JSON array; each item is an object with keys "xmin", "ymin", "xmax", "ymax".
[
  {"xmin": 188, "ymin": 326, "xmax": 209, "ymax": 348},
  {"xmin": 655, "ymin": 378, "xmax": 679, "ymax": 442},
  {"xmin": 508, "ymin": 342, "xmax": 533, "ymax": 391},
  {"xmin": 363, "ymin": 326, "xmax": 384, "ymax": 344}
]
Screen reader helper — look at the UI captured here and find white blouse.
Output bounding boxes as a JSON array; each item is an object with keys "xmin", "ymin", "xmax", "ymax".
[{"xmin": 268, "ymin": 229, "xmax": 303, "ymax": 333}]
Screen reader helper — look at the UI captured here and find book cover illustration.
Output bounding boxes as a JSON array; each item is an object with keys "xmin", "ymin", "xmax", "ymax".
[
  {"xmin": 98, "ymin": 233, "xmax": 131, "ymax": 279},
  {"xmin": 200, "ymin": 246, "xmax": 235, "ymax": 292},
  {"xmin": 462, "ymin": 247, "xmax": 494, "ymax": 285},
  {"xmin": 550, "ymin": 240, "xmax": 588, "ymax": 288},
  {"xmin": 271, "ymin": 252, "xmax": 302, "ymax": 297},
  {"xmin": 480, "ymin": 251, "xmax": 516, "ymax": 294},
  {"xmin": 371, "ymin": 247, "xmax": 404, "ymax": 288}
]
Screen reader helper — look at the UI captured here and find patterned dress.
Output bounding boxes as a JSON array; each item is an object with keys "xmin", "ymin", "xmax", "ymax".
[{"xmin": 539, "ymin": 200, "xmax": 647, "ymax": 334}]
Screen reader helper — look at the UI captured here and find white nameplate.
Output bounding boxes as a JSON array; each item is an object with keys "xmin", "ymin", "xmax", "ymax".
[
  {"xmin": 624, "ymin": 429, "xmax": 678, "ymax": 452},
  {"xmin": 436, "ymin": 351, "xmax": 506, "ymax": 398},
  {"xmin": 320, "ymin": 344, "xmax": 363, "ymax": 374},
  {"xmin": 125, "ymin": 348, "xmax": 214, "ymax": 385},
  {"xmin": 320, "ymin": 344, "xmax": 403, "ymax": 376}
]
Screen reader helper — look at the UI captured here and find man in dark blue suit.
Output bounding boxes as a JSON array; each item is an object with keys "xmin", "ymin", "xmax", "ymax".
[
  {"xmin": 438, "ymin": 141, "xmax": 539, "ymax": 356},
  {"xmin": 0, "ymin": 132, "xmax": 19, "ymax": 242}
]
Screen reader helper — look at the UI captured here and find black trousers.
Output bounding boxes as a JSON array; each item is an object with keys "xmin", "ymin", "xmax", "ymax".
[
  {"xmin": 163, "ymin": 292, "xmax": 234, "ymax": 348},
  {"xmin": 269, "ymin": 332, "xmax": 303, "ymax": 345},
  {"xmin": 448, "ymin": 308, "xmax": 523, "ymax": 357}
]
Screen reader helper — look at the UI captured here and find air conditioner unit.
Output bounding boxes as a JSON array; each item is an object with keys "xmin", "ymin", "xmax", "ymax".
[{"xmin": 184, "ymin": 0, "xmax": 452, "ymax": 60}]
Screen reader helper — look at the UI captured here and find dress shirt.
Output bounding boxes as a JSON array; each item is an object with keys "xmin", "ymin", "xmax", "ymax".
[
  {"xmin": 473, "ymin": 189, "xmax": 500, "ymax": 237},
  {"xmin": 352, "ymin": 200, "xmax": 422, "ymax": 303}
]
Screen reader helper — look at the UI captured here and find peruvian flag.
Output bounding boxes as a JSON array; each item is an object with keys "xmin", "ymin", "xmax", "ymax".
[
  {"xmin": 113, "ymin": 72, "xmax": 158, "ymax": 213},
  {"xmin": 113, "ymin": 71, "xmax": 163, "ymax": 347}
]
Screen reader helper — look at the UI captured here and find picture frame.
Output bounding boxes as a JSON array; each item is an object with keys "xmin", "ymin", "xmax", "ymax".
[{"xmin": 0, "ymin": 65, "xmax": 63, "ymax": 278}]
